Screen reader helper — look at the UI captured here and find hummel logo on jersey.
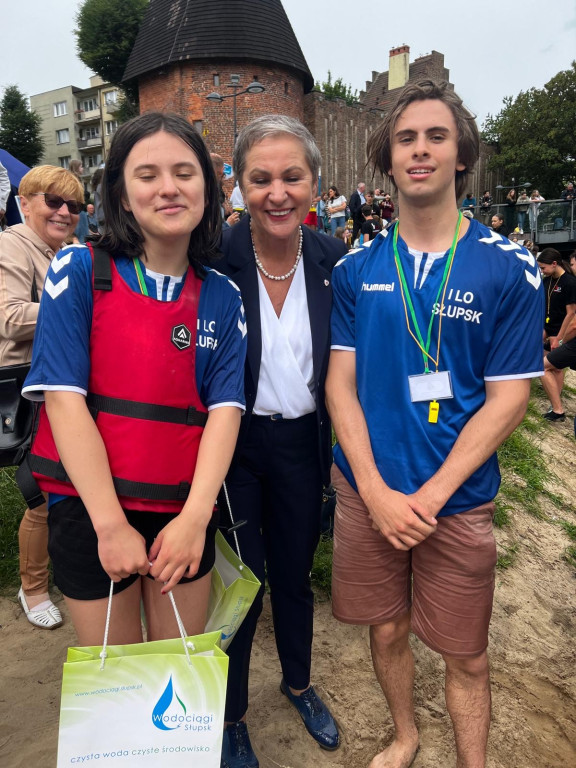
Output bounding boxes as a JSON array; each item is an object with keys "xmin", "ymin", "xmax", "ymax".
[
  {"xmin": 171, "ymin": 324, "xmax": 192, "ymax": 350},
  {"xmin": 361, "ymin": 282, "xmax": 395, "ymax": 292}
]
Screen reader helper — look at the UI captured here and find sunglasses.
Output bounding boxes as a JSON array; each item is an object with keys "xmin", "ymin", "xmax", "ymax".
[{"xmin": 32, "ymin": 193, "xmax": 82, "ymax": 215}]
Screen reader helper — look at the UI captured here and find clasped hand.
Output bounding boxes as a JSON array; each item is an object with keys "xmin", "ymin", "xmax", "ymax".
[
  {"xmin": 97, "ymin": 515, "xmax": 206, "ymax": 593},
  {"xmin": 366, "ymin": 487, "xmax": 438, "ymax": 550}
]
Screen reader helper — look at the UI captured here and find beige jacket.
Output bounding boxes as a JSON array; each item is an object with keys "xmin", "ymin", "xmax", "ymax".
[{"xmin": 0, "ymin": 224, "xmax": 56, "ymax": 366}]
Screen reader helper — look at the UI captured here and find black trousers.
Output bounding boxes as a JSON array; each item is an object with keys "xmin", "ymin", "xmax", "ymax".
[{"xmin": 223, "ymin": 412, "xmax": 323, "ymax": 722}]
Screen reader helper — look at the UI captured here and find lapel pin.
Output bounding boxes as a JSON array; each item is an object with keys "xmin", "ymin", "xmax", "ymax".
[{"xmin": 324, "ymin": 279, "xmax": 330, "ymax": 286}]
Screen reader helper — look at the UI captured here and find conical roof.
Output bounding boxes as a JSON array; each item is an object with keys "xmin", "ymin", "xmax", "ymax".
[{"xmin": 123, "ymin": 0, "xmax": 314, "ymax": 92}]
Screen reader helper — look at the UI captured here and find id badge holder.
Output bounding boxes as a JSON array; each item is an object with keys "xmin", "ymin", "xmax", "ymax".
[{"xmin": 408, "ymin": 371, "xmax": 453, "ymax": 424}]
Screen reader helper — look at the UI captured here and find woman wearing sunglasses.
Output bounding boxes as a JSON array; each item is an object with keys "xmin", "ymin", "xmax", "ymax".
[
  {"xmin": 0, "ymin": 165, "xmax": 84, "ymax": 629},
  {"xmin": 20, "ymin": 112, "xmax": 246, "ymax": 647}
]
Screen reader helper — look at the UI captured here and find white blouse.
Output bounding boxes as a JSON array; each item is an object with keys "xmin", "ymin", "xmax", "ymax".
[{"xmin": 253, "ymin": 259, "xmax": 316, "ymax": 418}]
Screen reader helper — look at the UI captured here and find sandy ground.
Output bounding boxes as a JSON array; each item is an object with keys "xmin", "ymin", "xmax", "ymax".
[{"xmin": 1, "ymin": 396, "xmax": 576, "ymax": 767}]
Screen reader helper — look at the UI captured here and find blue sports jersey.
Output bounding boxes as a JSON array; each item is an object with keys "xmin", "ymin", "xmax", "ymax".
[
  {"xmin": 331, "ymin": 219, "xmax": 545, "ymax": 516},
  {"xmin": 24, "ymin": 244, "xmax": 247, "ymax": 412}
]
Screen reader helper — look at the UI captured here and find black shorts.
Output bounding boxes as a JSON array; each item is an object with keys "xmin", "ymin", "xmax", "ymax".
[
  {"xmin": 547, "ymin": 338, "xmax": 576, "ymax": 371},
  {"xmin": 48, "ymin": 497, "xmax": 218, "ymax": 600}
]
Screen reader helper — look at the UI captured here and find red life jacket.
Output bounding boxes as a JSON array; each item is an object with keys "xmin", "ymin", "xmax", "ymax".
[{"xmin": 29, "ymin": 249, "xmax": 208, "ymax": 512}]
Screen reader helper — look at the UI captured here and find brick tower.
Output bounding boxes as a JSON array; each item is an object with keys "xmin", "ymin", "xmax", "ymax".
[{"xmin": 123, "ymin": 0, "xmax": 314, "ymax": 161}]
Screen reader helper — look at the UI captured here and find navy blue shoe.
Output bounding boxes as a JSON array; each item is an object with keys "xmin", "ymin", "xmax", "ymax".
[
  {"xmin": 221, "ymin": 721, "xmax": 259, "ymax": 768},
  {"xmin": 280, "ymin": 679, "xmax": 340, "ymax": 750}
]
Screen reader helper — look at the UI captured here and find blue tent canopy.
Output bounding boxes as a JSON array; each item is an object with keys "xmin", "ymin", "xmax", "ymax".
[
  {"xmin": 0, "ymin": 148, "xmax": 30, "ymax": 188},
  {"xmin": 0, "ymin": 148, "xmax": 30, "ymax": 225}
]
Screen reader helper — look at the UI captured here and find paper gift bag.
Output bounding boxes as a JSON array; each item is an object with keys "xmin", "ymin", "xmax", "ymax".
[
  {"xmin": 57, "ymin": 630, "xmax": 227, "ymax": 768},
  {"xmin": 205, "ymin": 530, "xmax": 260, "ymax": 651}
]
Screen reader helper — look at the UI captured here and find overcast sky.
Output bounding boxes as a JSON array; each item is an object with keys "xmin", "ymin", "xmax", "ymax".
[{"xmin": 1, "ymin": 0, "xmax": 575, "ymax": 126}]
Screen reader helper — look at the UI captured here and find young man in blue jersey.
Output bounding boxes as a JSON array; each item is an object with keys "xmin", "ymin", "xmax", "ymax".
[{"xmin": 325, "ymin": 81, "xmax": 544, "ymax": 768}]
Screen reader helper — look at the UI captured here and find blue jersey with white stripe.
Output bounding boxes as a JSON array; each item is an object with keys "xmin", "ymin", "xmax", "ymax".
[
  {"xmin": 24, "ymin": 245, "xmax": 247, "ymax": 412},
  {"xmin": 330, "ymin": 219, "xmax": 545, "ymax": 516}
]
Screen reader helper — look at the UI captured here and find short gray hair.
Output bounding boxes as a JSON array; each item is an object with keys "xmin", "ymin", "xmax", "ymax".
[{"xmin": 233, "ymin": 114, "xmax": 321, "ymax": 187}]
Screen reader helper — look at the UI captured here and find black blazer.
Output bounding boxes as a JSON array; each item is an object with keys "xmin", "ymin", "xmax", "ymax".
[{"xmin": 213, "ymin": 216, "xmax": 347, "ymax": 484}]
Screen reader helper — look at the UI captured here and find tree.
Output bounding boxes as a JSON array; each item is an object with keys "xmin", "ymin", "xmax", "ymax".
[
  {"xmin": 315, "ymin": 71, "xmax": 359, "ymax": 106},
  {"xmin": 0, "ymin": 85, "xmax": 44, "ymax": 166},
  {"xmin": 75, "ymin": 0, "xmax": 148, "ymax": 116},
  {"xmin": 481, "ymin": 62, "xmax": 576, "ymax": 198}
]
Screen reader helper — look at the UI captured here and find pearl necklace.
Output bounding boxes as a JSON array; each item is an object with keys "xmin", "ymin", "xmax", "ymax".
[{"xmin": 251, "ymin": 224, "xmax": 303, "ymax": 281}]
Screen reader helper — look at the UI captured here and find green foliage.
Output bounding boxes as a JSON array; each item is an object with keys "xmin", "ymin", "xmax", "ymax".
[
  {"xmin": 481, "ymin": 62, "xmax": 576, "ymax": 198},
  {"xmin": 75, "ymin": 0, "xmax": 148, "ymax": 110},
  {"xmin": 315, "ymin": 71, "xmax": 358, "ymax": 107},
  {"xmin": 562, "ymin": 545, "xmax": 576, "ymax": 568},
  {"xmin": 311, "ymin": 536, "xmax": 333, "ymax": 597},
  {"xmin": 496, "ymin": 543, "xmax": 518, "ymax": 570},
  {"xmin": 0, "ymin": 468, "xmax": 25, "ymax": 594},
  {"xmin": 0, "ymin": 85, "xmax": 44, "ymax": 166}
]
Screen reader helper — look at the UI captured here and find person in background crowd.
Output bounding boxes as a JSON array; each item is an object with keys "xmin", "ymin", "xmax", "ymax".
[
  {"xmin": 365, "ymin": 191, "xmax": 380, "ymax": 218},
  {"xmin": 85, "ymin": 203, "xmax": 99, "ymax": 239},
  {"xmin": 516, "ymin": 190, "xmax": 530, "ymax": 233},
  {"xmin": 91, "ymin": 168, "xmax": 105, "ymax": 233},
  {"xmin": 461, "ymin": 191, "xmax": 476, "ymax": 211},
  {"xmin": 561, "ymin": 182, "xmax": 575, "ymax": 201},
  {"xmin": 537, "ymin": 248, "xmax": 576, "ymax": 421},
  {"xmin": 490, "ymin": 212, "xmax": 510, "ymax": 238},
  {"xmin": 0, "ymin": 161, "xmax": 11, "ymax": 228},
  {"xmin": 230, "ymin": 180, "xmax": 246, "ymax": 215},
  {"xmin": 359, "ymin": 204, "xmax": 377, "ymax": 244},
  {"xmin": 327, "ymin": 185, "xmax": 347, "ymax": 235},
  {"xmin": 569, "ymin": 250, "xmax": 576, "ymax": 277},
  {"xmin": 215, "ymin": 114, "xmax": 345, "ymax": 768},
  {"xmin": 0, "ymin": 165, "xmax": 84, "ymax": 629},
  {"xmin": 21, "ymin": 112, "xmax": 246, "ymax": 650},
  {"xmin": 505, "ymin": 187, "xmax": 517, "ymax": 231},
  {"xmin": 316, "ymin": 192, "xmax": 328, "ymax": 233},
  {"xmin": 380, "ymin": 192, "xmax": 395, "ymax": 223},
  {"xmin": 528, "ymin": 189, "xmax": 545, "ymax": 232},
  {"xmin": 326, "ymin": 79, "xmax": 543, "ymax": 768},
  {"xmin": 479, "ymin": 190, "xmax": 492, "ymax": 223},
  {"xmin": 211, "ymin": 153, "xmax": 240, "ymax": 228},
  {"xmin": 348, "ymin": 181, "xmax": 366, "ymax": 243}
]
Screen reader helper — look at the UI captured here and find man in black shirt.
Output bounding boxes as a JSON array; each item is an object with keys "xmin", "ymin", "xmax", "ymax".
[{"xmin": 538, "ymin": 248, "xmax": 576, "ymax": 420}]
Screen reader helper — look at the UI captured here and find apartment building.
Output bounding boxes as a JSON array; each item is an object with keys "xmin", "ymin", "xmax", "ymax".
[{"xmin": 30, "ymin": 75, "xmax": 122, "ymax": 183}]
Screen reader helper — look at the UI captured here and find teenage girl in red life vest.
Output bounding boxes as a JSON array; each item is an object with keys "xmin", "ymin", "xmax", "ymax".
[{"xmin": 23, "ymin": 113, "xmax": 246, "ymax": 646}]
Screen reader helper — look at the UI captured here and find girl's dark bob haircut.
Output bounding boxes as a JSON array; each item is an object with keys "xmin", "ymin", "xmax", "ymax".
[{"xmin": 99, "ymin": 112, "xmax": 221, "ymax": 273}]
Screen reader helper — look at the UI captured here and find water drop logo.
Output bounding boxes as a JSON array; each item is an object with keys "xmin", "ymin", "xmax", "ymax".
[
  {"xmin": 217, "ymin": 624, "xmax": 234, "ymax": 641},
  {"xmin": 152, "ymin": 676, "xmax": 187, "ymax": 731}
]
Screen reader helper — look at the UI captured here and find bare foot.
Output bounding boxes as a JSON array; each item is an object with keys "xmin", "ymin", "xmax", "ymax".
[
  {"xmin": 369, "ymin": 739, "xmax": 420, "ymax": 768},
  {"xmin": 23, "ymin": 591, "xmax": 50, "ymax": 609}
]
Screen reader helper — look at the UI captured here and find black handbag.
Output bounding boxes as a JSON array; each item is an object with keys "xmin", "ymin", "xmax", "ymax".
[
  {"xmin": 0, "ymin": 273, "xmax": 38, "ymax": 467},
  {"xmin": 0, "ymin": 362, "xmax": 35, "ymax": 467}
]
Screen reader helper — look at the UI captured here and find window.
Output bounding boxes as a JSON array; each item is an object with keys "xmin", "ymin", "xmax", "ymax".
[
  {"xmin": 59, "ymin": 156, "xmax": 71, "ymax": 169},
  {"xmin": 53, "ymin": 101, "xmax": 67, "ymax": 117},
  {"xmin": 56, "ymin": 129, "xmax": 70, "ymax": 144},
  {"xmin": 87, "ymin": 154, "xmax": 103, "ymax": 169},
  {"xmin": 80, "ymin": 126, "xmax": 100, "ymax": 140},
  {"xmin": 105, "ymin": 120, "xmax": 118, "ymax": 135},
  {"xmin": 77, "ymin": 97, "xmax": 98, "ymax": 113},
  {"xmin": 213, "ymin": 74, "xmax": 220, "ymax": 87},
  {"xmin": 104, "ymin": 90, "xmax": 118, "ymax": 106}
]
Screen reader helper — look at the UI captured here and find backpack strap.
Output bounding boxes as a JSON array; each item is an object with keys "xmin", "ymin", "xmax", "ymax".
[{"xmin": 86, "ymin": 241, "xmax": 113, "ymax": 291}]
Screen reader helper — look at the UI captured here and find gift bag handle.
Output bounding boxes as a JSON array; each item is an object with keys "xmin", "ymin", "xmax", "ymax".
[
  {"xmin": 99, "ymin": 580, "xmax": 195, "ymax": 671},
  {"xmin": 222, "ymin": 480, "xmax": 244, "ymax": 563}
]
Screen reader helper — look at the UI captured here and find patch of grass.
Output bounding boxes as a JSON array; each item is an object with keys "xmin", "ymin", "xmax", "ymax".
[
  {"xmin": 496, "ymin": 419, "xmax": 573, "ymax": 517},
  {"xmin": 496, "ymin": 543, "xmax": 519, "ymax": 570},
  {"xmin": 493, "ymin": 499, "xmax": 511, "ymax": 528},
  {"xmin": 0, "ymin": 467, "xmax": 25, "ymax": 594},
  {"xmin": 311, "ymin": 535, "xmax": 333, "ymax": 597},
  {"xmin": 559, "ymin": 519, "xmax": 576, "ymax": 541},
  {"xmin": 562, "ymin": 545, "xmax": 576, "ymax": 569}
]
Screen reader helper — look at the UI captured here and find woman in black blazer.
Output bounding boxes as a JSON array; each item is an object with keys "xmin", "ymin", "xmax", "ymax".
[{"xmin": 215, "ymin": 115, "xmax": 347, "ymax": 768}]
